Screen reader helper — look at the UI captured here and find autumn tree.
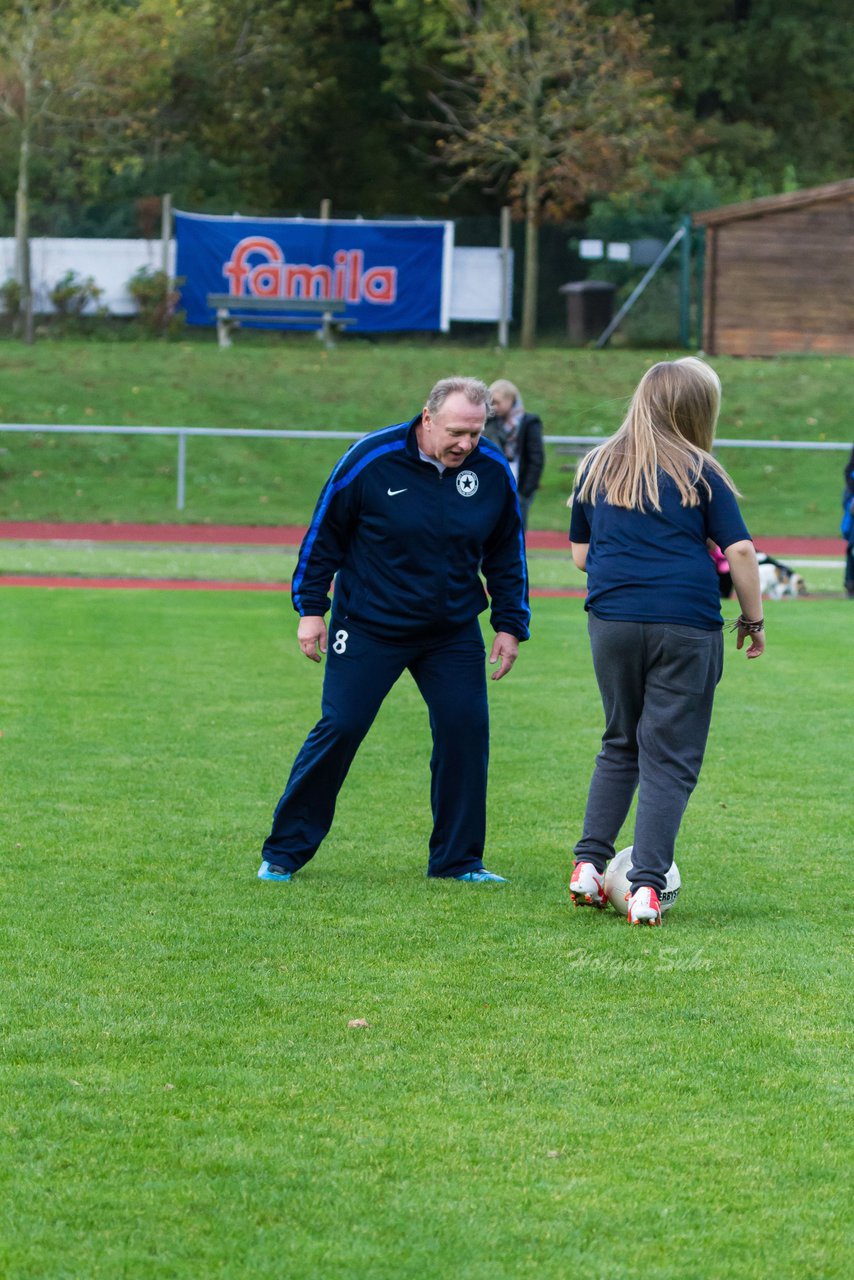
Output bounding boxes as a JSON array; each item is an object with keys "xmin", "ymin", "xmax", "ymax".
[
  {"xmin": 0, "ymin": 0, "xmax": 201, "ymax": 339},
  {"xmin": 0, "ymin": 1, "xmax": 70, "ymax": 340},
  {"xmin": 596, "ymin": 0, "xmax": 854, "ymax": 192},
  {"xmin": 428, "ymin": 0, "xmax": 687, "ymax": 346}
]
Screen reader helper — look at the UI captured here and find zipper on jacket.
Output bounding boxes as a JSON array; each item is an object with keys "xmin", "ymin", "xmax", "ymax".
[{"xmin": 436, "ymin": 467, "xmax": 449, "ymax": 618}]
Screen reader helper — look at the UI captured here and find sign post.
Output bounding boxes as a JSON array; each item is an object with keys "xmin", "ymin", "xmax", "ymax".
[{"xmin": 498, "ymin": 206, "xmax": 511, "ymax": 348}]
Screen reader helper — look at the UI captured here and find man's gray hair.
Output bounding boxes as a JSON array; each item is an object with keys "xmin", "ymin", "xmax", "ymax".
[{"xmin": 425, "ymin": 376, "xmax": 491, "ymax": 417}]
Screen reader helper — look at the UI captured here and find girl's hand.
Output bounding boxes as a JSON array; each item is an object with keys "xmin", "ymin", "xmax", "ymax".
[{"xmin": 735, "ymin": 620, "xmax": 765, "ymax": 658}]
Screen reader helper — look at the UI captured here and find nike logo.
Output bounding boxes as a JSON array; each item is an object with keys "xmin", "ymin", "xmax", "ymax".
[{"xmin": 387, "ymin": 488, "xmax": 407, "ymax": 496}]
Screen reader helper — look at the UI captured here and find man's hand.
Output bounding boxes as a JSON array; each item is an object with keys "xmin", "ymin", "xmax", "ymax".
[
  {"xmin": 489, "ymin": 631, "xmax": 519, "ymax": 681},
  {"xmin": 298, "ymin": 615, "xmax": 327, "ymax": 663}
]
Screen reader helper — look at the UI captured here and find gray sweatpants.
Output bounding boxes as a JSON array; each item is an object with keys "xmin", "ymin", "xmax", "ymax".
[{"xmin": 574, "ymin": 614, "xmax": 724, "ymax": 895}]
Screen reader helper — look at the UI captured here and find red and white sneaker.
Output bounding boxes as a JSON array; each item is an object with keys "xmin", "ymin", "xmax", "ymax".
[
  {"xmin": 569, "ymin": 861, "xmax": 607, "ymax": 908},
  {"xmin": 627, "ymin": 886, "xmax": 662, "ymax": 926}
]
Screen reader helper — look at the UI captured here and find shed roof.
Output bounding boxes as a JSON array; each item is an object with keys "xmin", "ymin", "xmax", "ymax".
[{"xmin": 692, "ymin": 178, "xmax": 854, "ymax": 227}]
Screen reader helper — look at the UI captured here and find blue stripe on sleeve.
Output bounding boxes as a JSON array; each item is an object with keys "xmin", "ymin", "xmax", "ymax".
[{"xmin": 292, "ymin": 429, "xmax": 407, "ymax": 610}]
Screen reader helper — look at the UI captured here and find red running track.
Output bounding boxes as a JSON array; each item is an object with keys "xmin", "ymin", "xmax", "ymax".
[
  {"xmin": 0, "ymin": 573, "xmax": 586, "ymax": 598},
  {"xmin": 0, "ymin": 575, "xmax": 291, "ymax": 592},
  {"xmin": 0, "ymin": 520, "xmax": 842, "ymax": 592},
  {"xmin": 0, "ymin": 520, "xmax": 845, "ymax": 557}
]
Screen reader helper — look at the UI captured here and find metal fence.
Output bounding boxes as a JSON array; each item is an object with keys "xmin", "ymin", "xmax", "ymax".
[{"xmin": 0, "ymin": 423, "xmax": 849, "ymax": 511}]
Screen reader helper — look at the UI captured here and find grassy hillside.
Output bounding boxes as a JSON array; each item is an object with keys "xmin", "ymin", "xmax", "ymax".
[{"xmin": 0, "ymin": 338, "xmax": 850, "ymax": 536}]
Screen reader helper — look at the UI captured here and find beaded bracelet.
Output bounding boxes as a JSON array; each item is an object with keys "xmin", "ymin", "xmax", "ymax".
[{"xmin": 730, "ymin": 615, "xmax": 765, "ymax": 634}]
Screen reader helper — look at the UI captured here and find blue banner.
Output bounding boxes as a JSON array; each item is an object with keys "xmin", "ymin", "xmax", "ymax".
[{"xmin": 175, "ymin": 212, "xmax": 453, "ymax": 333}]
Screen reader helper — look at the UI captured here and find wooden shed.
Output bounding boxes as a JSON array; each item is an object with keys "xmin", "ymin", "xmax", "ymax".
[{"xmin": 693, "ymin": 179, "xmax": 854, "ymax": 357}]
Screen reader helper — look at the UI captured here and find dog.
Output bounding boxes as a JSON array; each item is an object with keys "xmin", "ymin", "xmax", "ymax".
[{"xmin": 757, "ymin": 552, "xmax": 807, "ymax": 599}]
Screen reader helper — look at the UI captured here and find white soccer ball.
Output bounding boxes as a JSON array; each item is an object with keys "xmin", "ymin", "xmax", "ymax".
[{"xmin": 604, "ymin": 846, "xmax": 681, "ymax": 916}]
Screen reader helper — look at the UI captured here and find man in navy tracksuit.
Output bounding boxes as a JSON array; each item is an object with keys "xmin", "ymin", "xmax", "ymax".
[{"xmin": 258, "ymin": 376, "xmax": 530, "ymax": 884}]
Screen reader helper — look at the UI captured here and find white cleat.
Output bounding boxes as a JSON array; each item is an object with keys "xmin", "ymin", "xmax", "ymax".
[
  {"xmin": 569, "ymin": 861, "xmax": 607, "ymax": 908},
  {"xmin": 626, "ymin": 886, "xmax": 662, "ymax": 926}
]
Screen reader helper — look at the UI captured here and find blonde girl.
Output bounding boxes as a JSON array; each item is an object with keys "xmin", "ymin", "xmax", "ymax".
[{"xmin": 568, "ymin": 357, "xmax": 764, "ymax": 925}]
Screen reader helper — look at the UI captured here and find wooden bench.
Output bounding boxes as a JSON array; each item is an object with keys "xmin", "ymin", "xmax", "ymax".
[{"xmin": 206, "ymin": 293, "xmax": 354, "ymax": 349}]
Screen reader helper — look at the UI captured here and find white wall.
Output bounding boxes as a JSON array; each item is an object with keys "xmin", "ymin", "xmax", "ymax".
[
  {"xmin": 449, "ymin": 247, "xmax": 514, "ymax": 323},
  {"xmin": 0, "ymin": 238, "xmax": 511, "ymax": 323},
  {"xmin": 0, "ymin": 238, "xmax": 176, "ymax": 315}
]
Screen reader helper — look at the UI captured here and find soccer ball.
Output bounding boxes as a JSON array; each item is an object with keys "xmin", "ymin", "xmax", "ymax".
[{"xmin": 604, "ymin": 846, "xmax": 681, "ymax": 916}]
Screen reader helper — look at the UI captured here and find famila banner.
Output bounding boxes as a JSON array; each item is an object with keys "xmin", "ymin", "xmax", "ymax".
[{"xmin": 175, "ymin": 212, "xmax": 454, "ymax": 332}]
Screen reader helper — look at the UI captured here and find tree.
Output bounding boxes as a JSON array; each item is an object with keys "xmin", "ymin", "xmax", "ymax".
[
  {"xmin": 0, "ymin": 1, "xmax": 196, "ymax": 338},
  {"xmin": 0, "ymin": 1, "xmax": 68, "ymax": 341},
  {"xmin": 595, "ymin": 0, "xmax": 854, "ymax": 194},
  {"xmin": 172, "ymin": 0, "xmax": 446, "ymax": 218},
  {"xmin": 427, "ymin": 0, "xmax": 687, "ymax": 345}
]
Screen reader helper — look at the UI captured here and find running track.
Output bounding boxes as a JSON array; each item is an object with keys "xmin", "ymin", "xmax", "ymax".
[{"xmin": 0, "ymin": 520, "xmax": 844, "ymax": 593}]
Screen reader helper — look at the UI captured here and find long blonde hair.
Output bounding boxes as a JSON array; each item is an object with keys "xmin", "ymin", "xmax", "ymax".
[{"xmin": 575, "ymin": 357, "xmax": 738, "ymax": 510}]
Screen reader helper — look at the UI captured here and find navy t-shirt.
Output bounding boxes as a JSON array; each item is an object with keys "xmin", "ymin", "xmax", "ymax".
[{"xmin": 569, "ymin": 466, "xmax": 751, "ymax": 629}]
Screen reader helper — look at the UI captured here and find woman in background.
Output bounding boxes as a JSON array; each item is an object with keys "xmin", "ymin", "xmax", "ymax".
[{"xmin": 486, "ymin": 379, "xmax": 545, "ymax": 531}]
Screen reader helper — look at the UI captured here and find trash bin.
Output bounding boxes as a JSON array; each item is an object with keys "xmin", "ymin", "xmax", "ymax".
[{"xmin": 559, "ymin": 280, "xmax": 616, "ymax": 343}]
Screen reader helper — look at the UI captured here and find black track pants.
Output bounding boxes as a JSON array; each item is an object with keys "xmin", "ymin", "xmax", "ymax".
[
  {"xmin": 262, "ymin": 617, "xmax": 490, "ymax": 877},
  {"xmin": 574, "ymin": 614, "xmax": 723, "ymax": 894}
]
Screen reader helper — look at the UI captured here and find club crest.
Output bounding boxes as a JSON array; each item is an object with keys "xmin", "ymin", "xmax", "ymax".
[{"xmin": 456, "ymin": 470, "xmax": 478, "ymax": 497}]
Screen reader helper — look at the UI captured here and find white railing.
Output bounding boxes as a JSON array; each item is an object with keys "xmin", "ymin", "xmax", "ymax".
[{"xmin": 0, "ymin": 422, "xmax": 849, "ymax": 511}]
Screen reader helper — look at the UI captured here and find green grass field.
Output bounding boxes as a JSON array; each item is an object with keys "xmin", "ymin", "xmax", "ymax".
[
  {"xmin": 0, "ymin": 339, "xmax": 851, "ymax": 536},
  {"xmin": 2, "ymin": 586, "xmax": 851, "ymax": 1278}
]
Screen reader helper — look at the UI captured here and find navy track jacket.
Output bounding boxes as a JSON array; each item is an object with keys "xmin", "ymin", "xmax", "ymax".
[{"xmin": 292, "ymin": 416, "xmax": 531, "ymax": 641}]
